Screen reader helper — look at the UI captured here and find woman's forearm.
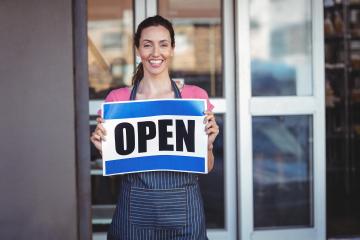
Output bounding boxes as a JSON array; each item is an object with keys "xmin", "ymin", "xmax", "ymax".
[{"xmin": 207, "ymin": 148, "xmax": 214, "ymax": 172}]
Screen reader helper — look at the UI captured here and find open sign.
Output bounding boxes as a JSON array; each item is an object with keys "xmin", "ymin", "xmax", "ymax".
[{"xmin": 101, "ymin": 99, "xmax": 208, "ymax": 176}]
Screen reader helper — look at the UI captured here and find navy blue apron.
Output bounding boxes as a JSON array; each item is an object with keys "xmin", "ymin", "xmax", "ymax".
[{"xmin": 107, "ymin": 80, "xmax": 208, "ymax": 240}]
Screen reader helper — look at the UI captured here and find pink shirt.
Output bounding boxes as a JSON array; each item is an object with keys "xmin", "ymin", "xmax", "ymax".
[{"xmin": 101, "ymin": 84, "xmax": 214, "ymax": 114}]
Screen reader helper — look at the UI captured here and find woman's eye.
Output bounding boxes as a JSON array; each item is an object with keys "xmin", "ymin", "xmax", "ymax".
[
  {"xmin": 144, "ymin": 44, "xmax": 151, "ymax": 48},
  {"xmin": 161, "ymin": 44, "xmax": 168, "ymax": 48}
]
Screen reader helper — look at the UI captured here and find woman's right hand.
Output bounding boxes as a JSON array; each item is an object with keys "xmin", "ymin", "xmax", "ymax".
[{"xmin": 90, "ymin": 117, "xmax": 106, "ymax": 153}]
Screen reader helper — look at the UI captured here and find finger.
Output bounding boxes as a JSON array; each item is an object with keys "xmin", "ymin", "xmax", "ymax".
[
  {"xmin": 206, "ymin": 127, "xmax": 219, "ymax": 135},
  {"xmin": 92, "ymin": 127, "xmax": 106, "ymax": 141},
  {"xmin": 206, "ymin": 118, "xmax": 217, "ymax": 126},
  {"xmin": 205, "ymin": 121, "xmax": 218, "ymax": 130},
  {"xmin": 205, "ymin": 113, "xmax": 215, "ymax": 120},
  {"xmin": 203, "ymin": 113, "xmax": 215, "ymax": 123},
  {"xmin": 97, "ymin": 124, "xmax": 107, "ymax": 135},
  {"xmin": 91, "ymin": 132, "xmax": 101, "ymax": 142},
  {"xmin": 96, "ymin": 117, "xmax": 104, "ymax": 123},
  {"xmin": 205, "ymin": 124, "xmax": 219, "ymax": 133},
  {"xmin": 95, "ymin": 129, "xmax": 106, "ymax": 141}
]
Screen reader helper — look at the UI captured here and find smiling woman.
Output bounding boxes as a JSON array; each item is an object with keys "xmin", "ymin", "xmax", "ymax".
[
  {"xmin": 134, "ymin": 25, "xmax": 176, "ymax": 99},
  {"xmin": 137, "ymin": 26, "xmax": 174, "ymax": 76},
  {"xmin": 90, "ymin": 15, "xmax": 219, "ymax": 240}
]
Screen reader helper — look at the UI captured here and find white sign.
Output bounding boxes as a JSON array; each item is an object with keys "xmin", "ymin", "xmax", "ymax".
[{"xmin": 101, "ymin": 99, "xmax": 208, "ymax": 176}]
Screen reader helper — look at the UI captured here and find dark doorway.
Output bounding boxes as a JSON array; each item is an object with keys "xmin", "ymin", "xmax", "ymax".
[{"xmin": 324, "ymin": 1, "xmax": 360, "ymax": 237}]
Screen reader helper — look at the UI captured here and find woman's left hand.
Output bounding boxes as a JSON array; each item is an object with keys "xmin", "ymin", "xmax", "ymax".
[{"xmin": 204, "ymin": 110, "xmax": 219, "ymax": 150}]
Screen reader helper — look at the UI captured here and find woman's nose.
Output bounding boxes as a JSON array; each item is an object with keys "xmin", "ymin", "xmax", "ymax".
[{"xmin": 152, "ymin": 45, "xmax": 160, "ymax": 57}]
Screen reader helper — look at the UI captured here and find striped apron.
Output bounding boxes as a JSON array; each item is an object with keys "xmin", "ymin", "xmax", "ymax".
[{"xmin": 107, "ymin": 80, "xmax": 208, "ymax": 240}]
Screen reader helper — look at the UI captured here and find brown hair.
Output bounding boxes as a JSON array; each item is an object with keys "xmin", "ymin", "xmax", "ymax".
[{"xmin": 132, "ymin": 15, "xmax": 175, "ymax": 85}]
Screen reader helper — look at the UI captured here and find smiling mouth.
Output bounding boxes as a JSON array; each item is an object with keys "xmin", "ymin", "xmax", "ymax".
[
  {"xmin": 148, "ymin": 59, "xmax": 164, "ymax": 68},
  {"xmin": 149, "ymin": 59, "xmax": 163, "ymax": 64}
]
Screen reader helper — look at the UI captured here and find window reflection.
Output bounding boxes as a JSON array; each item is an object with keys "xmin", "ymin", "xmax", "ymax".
[
  {"xmin": 250, "ymin": 0, "xmax": 313, "ymax": 96},
  {"xmin": 253, "ymin": 116, "xmax": 313, "ymax": 229},
  {"xmin": 159, "ymin": 0, "xmax": 223, "ymax": 97},
  {"xmin": 88, "ymin": 0, "xmax": 134, "ymax": 99},
  {"xmin": 88, "ymin": 0, "xmax": 134, "ymax": 232}
]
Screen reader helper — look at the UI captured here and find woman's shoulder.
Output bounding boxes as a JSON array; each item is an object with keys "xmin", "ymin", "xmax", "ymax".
[
  {"xmin": 181, "ymin": 84, "xmax": 209, "ymax": 99},
  {"xmin": 182, "ymin": 84, "xmax": 214, "ymax": 111},
  {"xmin": 105, "ymin": 87, "xmax": 131, "ymax": 102}
]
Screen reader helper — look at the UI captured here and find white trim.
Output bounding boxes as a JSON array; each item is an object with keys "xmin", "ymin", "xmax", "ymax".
[
  {"xmin": 223, "ymin": 0, "xmax": 238, "ymax": 239},
  {"xmin": 89, "ymin": 100, "xmax": 103, "ymax": 116},
  {"xmin": 134, "ymin": 0, "xmax": 146, "ymax": 30},
  {"xmin": 312, "ymin": 0, "xmax": 326, "ymax": 238},
  {"xmin": 171, "ymin": 18, "xmax": 221, "ymax": 25},
  {"xmin": 92, "ymin": 233, "xmax": 107, "ymax": 240},
  {"xmin": 145, "ymin": 0, "xmax": 157, "ymax": 17},
  {"xmin": 252, "ymin": 228, "xmax": 319, "ymax": 239},
  {"xmin": 211, "ymin": 99, "xmax": 226, "ymax": 113},
  {"xmin": 207, "ymin": 229, "xmax": 233, "ymax": 240},
  {"xmin": 91, "ymin": 169, "xmax": 103, "ymax": 175},
  {"xmin": 235, "ymin": 0, "xmax": 253, "ymax": 239},
  {"xmin": 92, "ymin": 219, "xmax": 112, "ymax": 225},
  {"xmin": 250, "ymin": 97, "xmax": 316, "ymax": 116}
]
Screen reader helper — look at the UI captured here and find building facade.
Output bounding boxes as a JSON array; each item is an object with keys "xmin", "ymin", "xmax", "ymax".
[{"xmin": 3, "ymin": 0, "xmax": 359, "ymax": 239}]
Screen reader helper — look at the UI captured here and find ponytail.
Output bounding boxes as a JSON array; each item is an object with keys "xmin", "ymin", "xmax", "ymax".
[{"xmin": 132, "ymin": 62, "xmax": 144, "ymax": 85}]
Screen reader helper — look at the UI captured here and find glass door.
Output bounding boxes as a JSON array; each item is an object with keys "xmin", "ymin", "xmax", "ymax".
[
  {"xmin": 88, "ymin": 0, "xmax": 237, "ymax": 239},
  {"xmin": 155, "ymin": 0, "xmax": 237, "ymax": 238},
  {"xmin": 237, "ymin": 0, "xmax": 326, "ymax": 239}
]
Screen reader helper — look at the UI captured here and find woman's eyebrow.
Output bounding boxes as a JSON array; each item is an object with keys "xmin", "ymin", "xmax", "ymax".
[{"xmin": 142, "ymin": 39, "xmax": 170, "ymax": 43}]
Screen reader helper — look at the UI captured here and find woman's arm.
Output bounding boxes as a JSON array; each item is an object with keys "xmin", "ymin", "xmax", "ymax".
[
  {"xmin": 204, "ymin": 110, "xmax": 219, "ymax": 172},
  {"xmin": 207, "ymin": 148, "xmax": 215, "ymax": 172}
]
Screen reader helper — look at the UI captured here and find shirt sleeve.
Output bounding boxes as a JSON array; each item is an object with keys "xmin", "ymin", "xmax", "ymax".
[{"xmin": 196, "ymin": 87, "xmax": 214, "ymax": 111}]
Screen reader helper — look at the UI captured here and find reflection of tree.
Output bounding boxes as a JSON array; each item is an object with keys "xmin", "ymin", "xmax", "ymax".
[
  {"xmin": 88, "ymin": 36, "xmax": 113, "ymax": 94},
  {"xmin": 88, "ymin": 35, "xmax": 131, "ymax": 99},
  {"xmin": 170, "ymin": 23, "xmax": 222, "ymax": 97},
  {"xmin": 88, "ymin": 12, "xmax": 134, "ymax": 99}
]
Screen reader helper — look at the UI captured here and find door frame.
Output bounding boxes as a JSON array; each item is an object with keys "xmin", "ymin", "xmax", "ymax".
[
  {"xmin": 73, "ymin": 0, "xmax": 92, "ymax": 239},
  {"xmin": 235, "ymin": 0, "xmax": 326, "ymax": 239}
]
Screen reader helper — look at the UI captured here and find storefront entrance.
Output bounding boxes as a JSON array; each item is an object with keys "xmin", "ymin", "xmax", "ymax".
[{"xmin": 86, "ymin": 0, "xmax": 326, "ymax": 239}]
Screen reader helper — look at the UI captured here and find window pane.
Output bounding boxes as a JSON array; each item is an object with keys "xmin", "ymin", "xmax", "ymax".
[
  {"xmin": 88, "ymin": 0, "xmax": 134, "ymax": 100},
  {"xmin": 88, "ymin": 0, "xmax": 134, "ymax": 232},
  {"xmin": 253, "ymin": 115, "xmax": 313, "ymax": 229},
  {"xmin": 250, "ymin": 0, "xmax": 313, "ymax": 96},
  {"xmin": 158, "ymin": 0, "xmax": 223, "ymax": 97}
]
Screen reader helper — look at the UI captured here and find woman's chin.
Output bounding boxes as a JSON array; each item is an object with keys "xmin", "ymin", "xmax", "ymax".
[{"xmin": 146, "ymin": 67, "xmax": 168, "ymax": 76}]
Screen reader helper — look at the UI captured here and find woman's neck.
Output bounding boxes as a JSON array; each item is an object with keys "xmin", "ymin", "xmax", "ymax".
[{"xmin": 137, "ymin": 72, "xmax": 173, "ymax": 98}]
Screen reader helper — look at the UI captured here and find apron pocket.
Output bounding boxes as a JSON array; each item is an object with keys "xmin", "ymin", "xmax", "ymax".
[{"xmin": 130, "ymin": 187, "xmax": 187, "ymax": 229}]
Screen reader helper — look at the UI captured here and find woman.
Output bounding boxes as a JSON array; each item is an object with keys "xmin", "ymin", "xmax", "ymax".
[{"xmin": 91, "ymin": 15, "xmax": 219, "ymax": 240}]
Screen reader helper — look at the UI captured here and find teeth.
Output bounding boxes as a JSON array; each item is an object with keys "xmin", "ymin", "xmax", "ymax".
[{"xmin": 149, "ymin": 60, "xmax": 162, "ymax": 64}]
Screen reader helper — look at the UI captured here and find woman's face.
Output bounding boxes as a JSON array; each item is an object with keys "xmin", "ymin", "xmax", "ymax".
[{"xmin": 137, "ymin": 25, "xmax": 174, "ymax": 77}]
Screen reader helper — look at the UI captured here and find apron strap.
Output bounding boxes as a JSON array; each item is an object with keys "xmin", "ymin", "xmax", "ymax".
[
  {"xmin": 129, "ymin": 80, "xmax": 139, "ymax": 100},
  {"xmin": 130, "ymin": 80, "xmax": 182, "ymax": 100},
  {"xmin": 171, "ymin": 80, "xmax": 182, "ymax": 99}
]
